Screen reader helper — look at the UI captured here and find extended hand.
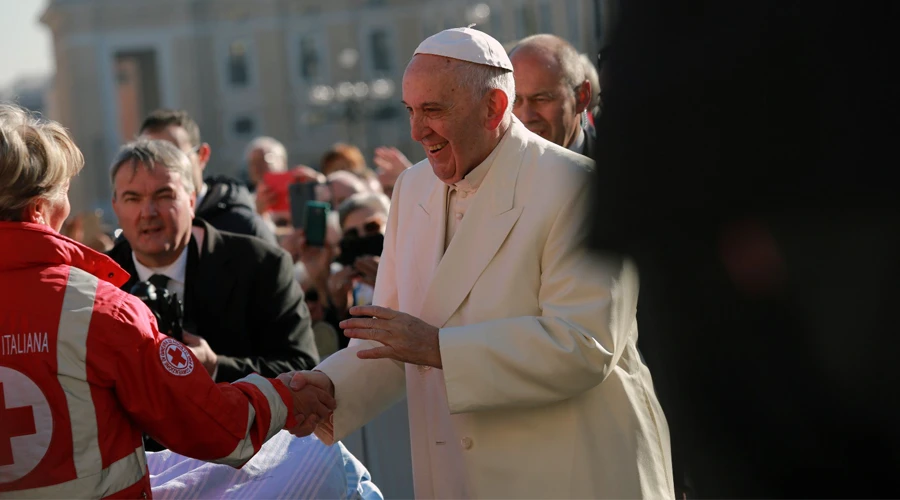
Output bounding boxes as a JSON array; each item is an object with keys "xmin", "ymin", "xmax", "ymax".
[
  {"xmin": 276, "ymin": 371, "xmax": 336, "ymax": 437},
  {"xmin": 341, "ymin": 305, "xmax": 442, "ymax": 368},
  {"xmin": 373, "ymin": 146, "xmax": 412, "ymax": 193},
  {"xmin": 182, "ymin": 332, "xmax": 218, "ymax": 377}
]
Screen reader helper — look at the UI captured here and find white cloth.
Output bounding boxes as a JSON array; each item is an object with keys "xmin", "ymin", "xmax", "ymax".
[
  {"xmin": 148, "ymin": 431, "xmax": 382, "ymax": 500},
  {"xmin": 315, "ymin": 117, "xmax": 674, "ymax": 498}
]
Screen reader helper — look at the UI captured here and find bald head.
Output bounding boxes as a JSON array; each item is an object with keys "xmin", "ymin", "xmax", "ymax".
[{"xmin": 509, "ymin": 34, "xmax": 591, "ymax": 148}]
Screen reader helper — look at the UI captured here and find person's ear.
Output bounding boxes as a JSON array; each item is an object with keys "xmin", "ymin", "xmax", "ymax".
[
  {"xmin": 22, "ymin": 201, "xmax": 44, "ymax": 225},
  {"xmin": 575, "ymin": 80, "xmax": 592, "ymax": 115},
  {"xmin": 485, "ymin": 89, "xmax": 509, "ymax": 130},
  {"xmin": 197, "ymin": 143, "xmax": 211, "ymax": 171}
]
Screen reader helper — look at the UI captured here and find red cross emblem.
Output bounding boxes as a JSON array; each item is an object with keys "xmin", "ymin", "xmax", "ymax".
[
  {"xmin": 158, "ymin": 338, "xmax": 194, "ymax": 376},
  {"xmin": 167, "ymin": 346, "xmax": 187, "ymax": 368},
  {"xmin": 0, "ymin": 366, "xmax": 52, "ymax": 483},
  {"xmin": 0, "ymin": 382, "xmax": 36, "ymax": 467}
]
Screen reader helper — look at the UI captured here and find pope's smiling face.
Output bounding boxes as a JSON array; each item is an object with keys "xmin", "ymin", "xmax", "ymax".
[{"xmin": 402, "ymin": 54, "xmax": 504, "ymax": 185}]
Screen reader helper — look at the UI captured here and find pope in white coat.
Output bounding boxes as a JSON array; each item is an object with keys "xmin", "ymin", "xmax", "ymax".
[{"xmin": 284, "ymin": 28, "xmax": 674, "ymax": 499}]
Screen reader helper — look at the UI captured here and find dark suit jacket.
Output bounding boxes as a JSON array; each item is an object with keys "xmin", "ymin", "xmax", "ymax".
[
  {"xmin": 198, "ymin": 174, "xmax": 277, "ymax": 246},
  {"xmin": 108, "ymin": 219, "xmax": 319, "ymax": 383}
]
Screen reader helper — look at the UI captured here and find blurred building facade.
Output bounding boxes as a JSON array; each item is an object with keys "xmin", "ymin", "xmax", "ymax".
[
  {"xmin": 0, "ymin": 76, "xmax": 52, "ymax": 117},
  {"xmin": 42, "ymin": 0, "xmax": 603, "ymax": 218}
]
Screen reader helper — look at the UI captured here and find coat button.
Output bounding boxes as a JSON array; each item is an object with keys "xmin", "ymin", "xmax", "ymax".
[
  {"xmin": 461, "ymin": 437, "xmax": 473, "ymax": 450},
  {"xmin": 417, "ymin": 365, "xmax": 431, "ymax": 374}
]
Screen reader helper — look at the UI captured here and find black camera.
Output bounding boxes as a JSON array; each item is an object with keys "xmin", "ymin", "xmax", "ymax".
[
  {"xmin": 337, "ymin": 233, "xmax": 384, "ymax": 267},
  {"xmin": 130, "ymin": 281, "xmax": 184, "ymax": 342}
]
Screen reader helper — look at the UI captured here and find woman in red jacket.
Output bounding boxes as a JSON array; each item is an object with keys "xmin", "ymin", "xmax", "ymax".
[{"xmin": 0, "ymin": 104, "xmax": 334, "ymax": 498}]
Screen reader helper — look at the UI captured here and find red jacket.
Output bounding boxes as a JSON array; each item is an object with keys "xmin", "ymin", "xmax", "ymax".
[{"xmin": 0, "ymin": 222, "xmax": 297, "ymax": 498}]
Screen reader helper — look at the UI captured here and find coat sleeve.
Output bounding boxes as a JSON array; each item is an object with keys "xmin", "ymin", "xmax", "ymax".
[
  {"xmin": 439, "ymin": 168, "xmax": 640, "ymax": 414},
  {"xmin": 215, "ymin": 247, "xmax": 320, "ymax": 381},
  {"xmin": 313, "ymin": 169, "xmax": 410, "ymax": 444},
  {"xmin": 204, "ymin": 209, "xmax": 279, "ymax": 247},
  {"xmin": 93, "ymin": 294, "xmax": 298, "ymax": 466}
]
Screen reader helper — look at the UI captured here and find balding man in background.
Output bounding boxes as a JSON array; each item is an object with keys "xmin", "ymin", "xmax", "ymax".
[{"xmin": 509, "ymin": 34, "xmax": 596, "ymax": 158}]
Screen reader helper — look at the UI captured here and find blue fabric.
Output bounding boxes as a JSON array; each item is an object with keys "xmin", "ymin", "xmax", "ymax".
[{"xmin": 148, "ymin": 431, "xmax": 383, "ymax": 499}]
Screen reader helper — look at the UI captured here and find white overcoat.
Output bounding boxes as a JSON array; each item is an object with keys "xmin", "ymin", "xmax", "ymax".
[{"xmin": 316, "ymin": 119, "xmax": 674, "ymax": 499}]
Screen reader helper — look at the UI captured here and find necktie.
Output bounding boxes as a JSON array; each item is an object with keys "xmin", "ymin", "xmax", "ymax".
[{"xmin": 148, "ymin": 273, "xmax": 170, "ymax": 291}]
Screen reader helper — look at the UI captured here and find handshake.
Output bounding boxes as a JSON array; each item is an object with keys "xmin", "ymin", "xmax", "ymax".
[{"xmin": 277, "ymin": 370, "xmax": 337, "ymax": 438}]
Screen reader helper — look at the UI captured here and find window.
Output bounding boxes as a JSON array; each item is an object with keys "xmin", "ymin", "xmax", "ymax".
[
  {"xmin": 489, "ymin": 5, "xmax": 503, "ymax": 38},
  {"xmin": 228, "ymin": 40, "xmax": 250, "ymax": 86},
  {"xmin": 233, "ymin": 116, "xmax": 255, "ymax": 136},
  {"xmin": 567, "ymin": 0, "xmax": 582, "ymax": 47},
  {"xmin": 369, "ymin": 29, "xmax": 392, "ymax": 73},
  {"xmin": 539, "ymin": 2, "xmax": 553, "ymax": 33},
  {"xmin": 299, "ymin": 36, "xmax": 320, "ymax": 83},
  {"xmin": 516, "ymin": 4, "xmax": 538, "ymax": 39}
]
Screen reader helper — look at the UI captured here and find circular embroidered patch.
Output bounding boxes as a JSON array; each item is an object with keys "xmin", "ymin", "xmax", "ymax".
[{"xmin": 158, "ymin": 338, "xmax": 194, "ymax": 376}]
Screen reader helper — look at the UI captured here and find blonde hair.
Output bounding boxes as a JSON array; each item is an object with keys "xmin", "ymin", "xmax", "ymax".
[{"xmin": 0, "ymin": 104, "xmax": 84, "ymax": 221}]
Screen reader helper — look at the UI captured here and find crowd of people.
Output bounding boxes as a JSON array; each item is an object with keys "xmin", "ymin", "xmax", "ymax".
[{"xmin": 5, "ymin": 5, "xmax": 893, "ymax": 496}]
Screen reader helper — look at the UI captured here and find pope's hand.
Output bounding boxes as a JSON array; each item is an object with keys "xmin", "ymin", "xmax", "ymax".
[
  {"xmin": 341, "ymin": 305, "xmax": 442, "ymax": 368},
  {"xmin": 276, "ymin": 370, "xmax": 336, "ymax": 437}
]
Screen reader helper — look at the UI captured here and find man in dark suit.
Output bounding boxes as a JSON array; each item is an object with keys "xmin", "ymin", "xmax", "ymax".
[
  {"xmin": 139, "ymin": 109, "xmax": 277, "ymax": 246},
  {"xmin": 107, "ymin": 138, "xmax": 319, "ymax": 385},
  {"xmin": 509, "ymin": 34, "xmax": 596, "ymax": 158}
]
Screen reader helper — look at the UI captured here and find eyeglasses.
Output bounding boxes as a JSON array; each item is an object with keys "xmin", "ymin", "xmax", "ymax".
[{"xmin": 342, "ymin": 220, "xmax": 383, "ymax": 240}]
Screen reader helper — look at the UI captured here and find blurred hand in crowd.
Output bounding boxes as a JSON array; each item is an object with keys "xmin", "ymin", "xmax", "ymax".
[
  {"xmin": 353, "ymin": 255, "xmax": 379, "ymax": 288},
  {"xmin": 182, "ymin": 332, "xmax": 218, "ymax": 377},
  {"xmin": 254, "ymin": 182, "xmax": 278, "ymax": 215},
  {"xmin": 327, "ymin": 266, "xmax": 357, "ymax": 315},
  {"xmin": 276, "ymin": 370, "xmax": 336, "ymax": 437},
  {"xmin": 254, "ymin": 165, "xmax": 327, "ymax": 216},
  {"xmin": 373, "ymin": 146, "xmax": 412, "ymax": 196}
]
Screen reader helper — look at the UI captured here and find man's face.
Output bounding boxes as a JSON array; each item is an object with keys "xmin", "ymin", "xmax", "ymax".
[
  {"xmin": 403, "ymin": 55, "xmax": 496, "ymax": 185},
  {"xmin": 112, "ymin": 161, "xmax": 196, "ymax": 268},
  {"xmin": 140, "ymin": 125, "xmax": 203, "ymax": 193},
  {"xmin": 247, "ymin": 148, "xmax": 281, "ymax": 186},
  {"xmin": 511, "ymin": 47, "xmax": 583, "ymax": 148}
]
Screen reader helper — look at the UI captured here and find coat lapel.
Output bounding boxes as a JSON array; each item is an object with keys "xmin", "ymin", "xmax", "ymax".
[
  {"xmin": 184, "ymin": 221, "xmax": 237, "ymax": 336},
  {"xmin": 417, "ymin": 122, "xmax": 528, "ymax": 328},
  {"xmin": 411, "ymin": 179, "xmax": 448, "ymax": 302}
]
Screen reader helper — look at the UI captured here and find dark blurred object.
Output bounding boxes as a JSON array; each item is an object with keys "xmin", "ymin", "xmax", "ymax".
[
  {"xmin": 304, "ymin": 201, "xmax": 330, "ymax": 247},
  {"xmin": 588, "ymin": 0, "xmax": 899, "ymax": 498},
  {"xmin": 337, "ymin": 232, "xmax": 384, "ymax": 267},
  {"xmin": 129, "ymin": 280, "xmax": 184, "ymax": 342},
  {"xmin": 289, "ymin": 182, "xmax": 319, "ymax": 229}
]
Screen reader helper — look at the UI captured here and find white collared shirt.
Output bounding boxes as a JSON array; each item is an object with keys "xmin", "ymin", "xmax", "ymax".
[
  {"xmin": 568, "ymin": 127, "xmax": 586, "ymax": 154},
  {"xmin": 195, "ymin": 182, "xmax": 210, "ymax": 210},
  {"xmin": 132, "ymin": 244, "xmax": 189, "ymax": 300},
  {"xmin": 444, "ymin": 130, "xmax": 507, "ymax": 252},
  {"xmin": 131, "ymin": 227, "xmax": 206, "ymax": 300}
]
